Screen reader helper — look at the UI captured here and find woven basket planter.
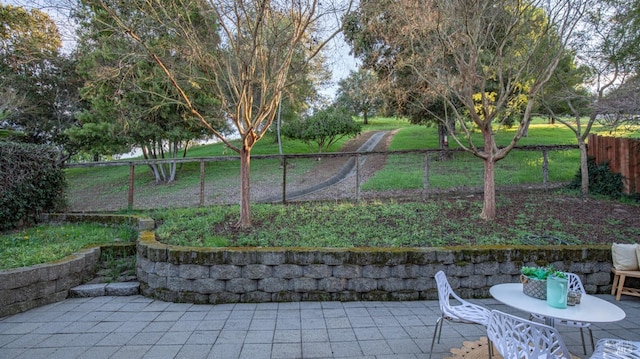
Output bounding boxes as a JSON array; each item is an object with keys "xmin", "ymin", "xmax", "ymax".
[{"xmin": 520, "ymin": 274, "xmax": 546, "ymax": 300}]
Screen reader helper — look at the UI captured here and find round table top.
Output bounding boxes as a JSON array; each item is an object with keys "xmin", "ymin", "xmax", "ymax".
[{"xmin": 490, "ymin": 283, "xmax": 626, "ymax": 323}]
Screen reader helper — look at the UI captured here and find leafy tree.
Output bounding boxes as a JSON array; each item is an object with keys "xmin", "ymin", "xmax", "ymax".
[
  {"xmin": 335, "ymin": 69, "xmax": 382, "ymax": 124},
  {"xmin": 343, "ymin": 1, "xmax": 451, "ymax": 148},
  {"xmin": 72, "ymin": 4, "xmax": 219, "ymax": 182},
  {"xmin": 539, "ymin": 0, "xmax": 640, "ymax": 196},
  {"xmin": 0, "ymin": 5, "xmax": 83, "ymax": 159},
  {"xmin": 344, "ymin": 0, "xmax": 588, "ymax": 220},
  {"xmin": 282, "ymin": 106, "xmax": 361, "ymax": 153},
  {"xmin": 83, "ymin": 0, "xmax": 353, "ymax": 227},
  {"xmin": 614, "ymin": 0, "xmax": 640, "ymax": 73}
]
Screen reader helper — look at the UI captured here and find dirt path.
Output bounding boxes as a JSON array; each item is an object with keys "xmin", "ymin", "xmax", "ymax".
[
  {"xmin": 259, "ymin": 131, "xmax": 393, "ymax": 202},
  {"xmin": 280, "ymin": 130, "xmax": 397, "ymax": 202}
]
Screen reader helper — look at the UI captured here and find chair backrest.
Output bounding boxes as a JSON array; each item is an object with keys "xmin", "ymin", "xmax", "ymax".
[
  {"xmin": 435, "ymin": 271, "xmax": 454, "ymax": 313},
  {"xmin": 435, "ymin": 270, "xmax": 467, "ymax": 320},
  {"xmin": 435, "ymin": 270, "xmax": 490, "ymax": 325},
  {"xmin": 487, "ymin": 310, "xmax": 573, "ymax": 359},
  {"xmin": 566, "ymin": 272, "xmax": 586, "ymax": 294}
]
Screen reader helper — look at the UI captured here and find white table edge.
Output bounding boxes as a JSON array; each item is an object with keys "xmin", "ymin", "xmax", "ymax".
[{"xmin": 489, "ymin": 283, "xmax": 626, "ymax": 324}]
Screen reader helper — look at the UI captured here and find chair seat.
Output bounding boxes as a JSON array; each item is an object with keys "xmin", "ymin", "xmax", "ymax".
[
  {"xmin": 591, "ymin": 339, "xmax": 640, "ymax": 359},
  {"xmin": 448, "ymin": 302, "xmax": 491, "ymax": 325}
]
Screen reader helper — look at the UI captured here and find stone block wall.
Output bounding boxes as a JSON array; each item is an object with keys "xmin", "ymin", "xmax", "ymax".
[
  {"xmin": 0, "ymin": 247, "xmax": 100, "ymax": 318},
  {"xmin": 137, "ymin": 231, "xmax": 614, "ymax": 304},
  {"xmin": 2, "ymin": 212, "xmax": 618, "ymax": 315},
  {"xmin": 0, "ymin": 214, "xmax": 151, "ymax": 318}
]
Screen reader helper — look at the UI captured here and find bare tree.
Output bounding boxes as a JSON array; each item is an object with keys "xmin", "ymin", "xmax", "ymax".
[
  {"xmin": 540, "ymin": 0, "xmax": 639, "ymax": 195},
  {"xmin": 348, "ymin": 0, "xmax": 588, "ymax": 219},
  {"xmin": 83, "ymin": 0, "xmax": 352, "ymax": 227}
]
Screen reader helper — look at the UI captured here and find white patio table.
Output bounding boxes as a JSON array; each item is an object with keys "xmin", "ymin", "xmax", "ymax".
[{"xmin": 490, "ymin": 283, "xmax": 626, "ymax": 327}]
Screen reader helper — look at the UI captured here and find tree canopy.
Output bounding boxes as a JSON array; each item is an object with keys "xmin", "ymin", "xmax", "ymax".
[
  {"xmin": 335, "ymin": 69, "xmax": 382, "ymax": 124},
  {"xmin": 82, "ymin": 0, "xmax": 353, "ymax": 227},
  {"xmin": 345, "ymin": 0, "xmax": 588, "ymax": 219},
  {"xmin": 72, "ymin": 1, "xmax": 222, "ymax": 181},
  {"xmin": 0, "ymin": 4, "xmax": 82, "ymax": 159},
  {"xmin": 282, "ymin": 106, "xmax": 361, "ymax": 153}
]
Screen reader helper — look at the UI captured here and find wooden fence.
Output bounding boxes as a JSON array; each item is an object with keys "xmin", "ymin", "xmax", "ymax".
[
  {"xmin": 587, "ymin": 134, "xmax": 640, "ymax": 194},
  {"xmin": 64, "ymin": 146, "xmax": 578, "ymax": 211}
]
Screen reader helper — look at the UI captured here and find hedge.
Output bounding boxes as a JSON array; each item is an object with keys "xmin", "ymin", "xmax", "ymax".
[{"xmin": 0, "ymin": 142, "xmax": 67, "ymax": 230}]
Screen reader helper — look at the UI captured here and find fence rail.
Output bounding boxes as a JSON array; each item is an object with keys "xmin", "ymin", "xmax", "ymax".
[{"xmin": 64, "ymin": 145, "xmax": 579, "ymax": 212}]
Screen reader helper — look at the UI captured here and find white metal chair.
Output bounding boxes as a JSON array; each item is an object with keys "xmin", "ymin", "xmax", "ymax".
[
  {"xmin": 529, "ymin": 272, "xmax": 594, "ymax": 354},
  {"xmin": 487, "ymin": 309, "xmax": 573, "ymax": 359},
  {"xmin": 429, "ymin": 270, "xmax": 491, "ymax": 359},
  {"xmin": 591, "ymin": 339, "xmax": 640, "ymax": 359}
]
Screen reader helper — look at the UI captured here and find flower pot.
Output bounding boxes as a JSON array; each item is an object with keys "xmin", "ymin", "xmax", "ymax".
[{"xmin": 520, "ymin": 274, "xmax": 546, "ymax": 300}]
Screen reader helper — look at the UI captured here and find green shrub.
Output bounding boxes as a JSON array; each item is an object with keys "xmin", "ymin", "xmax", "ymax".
[
  {"xmin": 0, "ymin": 142, "xmax": 67, "ymax": 230},
  {"xmin": 568, "ymin": 157, "xmax": 623, "ymax": 198}
]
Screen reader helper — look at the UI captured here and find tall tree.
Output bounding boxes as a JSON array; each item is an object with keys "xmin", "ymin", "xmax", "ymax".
[
  {"xmin": 539, "ymin": 0, "xmax": 640, "ymax": 195},
  {"xmin": 335, "ymin": 68, "xmax": 382, "ymax": 124},
  {"xmin": 614, "ymin": 0, "xmax": 640, "ymax": 73},
  {"xmin": 0, "ymin": 4, "xmax": 83, "ymax": 159},
  {"xmin": 345, "ymin": 0, "xmax": 587, "ymax": 220},
  {"xmin": 83, "ymin": 0, "xmax": 353, "ymax": 227},
  {"xmin": 72, "ymin": 4, "xmax": 219, "ymax": 181}
]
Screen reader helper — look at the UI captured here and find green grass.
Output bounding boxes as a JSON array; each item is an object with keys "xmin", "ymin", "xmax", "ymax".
[
  {"xmin": 361, "ymin": 119, "xmax": 620, "ymax": 191},
  {"xmin": 6, "ymin": 116, "xmax": 639, "ymax": 269},
  {"xmin": 0, "ymin": 223, "xmax": 138, "ymax": 270},
  {"xmin": 64, "ymin": 116, "xmax": 639, "ymax": 209},
  {"xmin": 149, "ymin": 192, "xmax": 638, "ymax": 248}
]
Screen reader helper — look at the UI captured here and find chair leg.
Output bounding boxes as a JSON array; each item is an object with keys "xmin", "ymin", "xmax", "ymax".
[
  {"xmin": 487, "ymin": 338, "xmax": 494, "ymax": 359},
  {"xmin": 437, "ymin": 316, "xmax": 445, "ymax": 343},
  {"xmin": 429, "ymin": 316, "xmax": 444, "ymax": 359},
  {"xmin": 612, "ymin": 273, "xmax": 620, "ymax": 296}
]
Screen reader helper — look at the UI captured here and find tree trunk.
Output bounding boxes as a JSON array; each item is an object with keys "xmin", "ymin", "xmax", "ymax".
[
  {"xmin": 363, "ymin": 110, "xmax": 369, "ymax": 125},
  {"xmin": 437, "ymin": 124, "xmax": 451, "ymax": 161},
  {"xmin": 578, "ymin": 137, "xmax": 589, "ymax": 196},
  {"xmin": 239, "ymin": 145, "xmax": 252, "ymax": 228},
  {"xmin": 480, "ymin": 131, "xmax": 496, "ymax": 220},
  {"xmin": 481, "ymin": 157, "xmax": 496, "ymax": 220}
]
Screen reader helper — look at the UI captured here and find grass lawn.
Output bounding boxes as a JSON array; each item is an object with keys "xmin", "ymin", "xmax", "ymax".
[
  {"xmin": 0, "ymin": 223, "xmax": 138, "ymax": 270},
  {"xmin": 4, "ymin": 117, "xmax": 639, "ymax": 268},
  {"xmin": 148, "ymin": 190, "xmax": 639, "ymax": 248},
  {"xmin": 65, "ymin": 117, "xmax": 639, "ymax": 199}
]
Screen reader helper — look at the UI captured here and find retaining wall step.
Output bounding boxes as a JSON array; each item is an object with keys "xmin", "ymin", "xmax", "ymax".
[{"xmin": 69, "ymin": 282, "xmax": 140, "ymax": 297}]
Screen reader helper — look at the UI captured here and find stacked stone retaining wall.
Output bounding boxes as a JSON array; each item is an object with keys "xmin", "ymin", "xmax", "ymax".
[
  {"xmin": 0, "ymin": 213, "xmax": 619, "ymax": 317},
  {"xmin": 0, "ymin": 247, "xmax": 100, "ymax": 318},
  {"xmin": 0, "ymin": 214, "xmax": 152, "ymax": 318},
  {"xmin": 137, "ymin": 231, "xmax": 614, "ymax": 304}
]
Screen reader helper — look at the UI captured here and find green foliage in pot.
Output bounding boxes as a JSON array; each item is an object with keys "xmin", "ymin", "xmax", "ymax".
[{"xmin": 521, "ymin": 266, "xmax": 566, "ymax": 280}]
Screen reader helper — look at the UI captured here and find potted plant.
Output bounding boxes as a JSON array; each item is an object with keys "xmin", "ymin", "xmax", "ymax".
[{"xmin": 520, "ymin": 266, "xmax": 566, "ymax": 300}]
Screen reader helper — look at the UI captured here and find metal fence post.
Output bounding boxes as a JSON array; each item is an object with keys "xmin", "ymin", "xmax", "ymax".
[
  {"xmin": 355, "ymin": 154, "xmax": 361, "ymax": 201},
  {"xmin": 128, "ymin": 163, "xmax": 135, "ymax": 210},
  {"xmin": 542, "ymin": 149, "xmax": 549, "ymax": 186},
  {"xmin": 282, "ymin": 156, "xmax": 287, "ymax": 204},
  {"xmin": 200, "ymin": 159, "xmax": 205, "ymax": 207},
  {"xmin": 423, "ymin": 153, "xmax": 430, "ymax": 199}
]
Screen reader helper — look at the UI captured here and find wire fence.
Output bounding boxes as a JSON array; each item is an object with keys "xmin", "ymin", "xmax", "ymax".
[{"xmin": 64, "ymin": 145, "xmax": 579, "ymax": 212}]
